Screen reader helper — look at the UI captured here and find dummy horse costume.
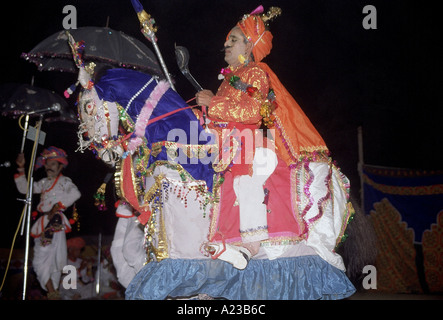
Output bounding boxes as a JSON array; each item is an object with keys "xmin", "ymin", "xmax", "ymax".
[{"xmin": 74, "ymin": 63, "xmax": 367, "ymax": 299}]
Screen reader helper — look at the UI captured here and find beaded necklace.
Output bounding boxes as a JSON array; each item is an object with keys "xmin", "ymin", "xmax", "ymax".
[{"xmin": 42, "ymin": 173, "xmax": 62, "ymax": 194}]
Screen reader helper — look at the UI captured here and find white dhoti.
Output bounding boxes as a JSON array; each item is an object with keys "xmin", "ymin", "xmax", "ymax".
[
  {"xmin": 233, "ymin": 147, "xmax": 278, "ymax": 243},
  {"xmin": 32, "ymin": 231, "xmax": 67, "ymax": 291}
]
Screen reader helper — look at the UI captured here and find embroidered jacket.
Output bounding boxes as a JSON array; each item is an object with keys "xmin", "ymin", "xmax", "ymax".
[{"xmin": 207, "ymin": 63, "xmax": 271, "ymax": 176}]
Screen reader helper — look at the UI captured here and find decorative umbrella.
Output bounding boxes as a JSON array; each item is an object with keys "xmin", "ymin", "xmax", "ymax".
[
  {"xmin": 0, "ymin": 83, "xmax": 76, "ymax": 123},
  {"xmin": 21, "ymin": 26, "xmax": 162, "ymax": 76}
]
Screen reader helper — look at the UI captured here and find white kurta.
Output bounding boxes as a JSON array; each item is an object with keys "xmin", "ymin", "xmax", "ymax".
[
  {"xmin": 15, "ymin": 173, "xmax": 81, "ymax": 290},
  {"xmin": 15, "ymin": 173, "xmax": 81, "ymax": 213}
]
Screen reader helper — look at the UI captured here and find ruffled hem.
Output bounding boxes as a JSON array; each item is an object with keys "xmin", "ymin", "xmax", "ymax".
[{"xmin": 125, "ymin": 255, "xmax": 355, "ymax": 300}]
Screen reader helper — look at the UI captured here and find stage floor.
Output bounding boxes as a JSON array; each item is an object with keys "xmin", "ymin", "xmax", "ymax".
[{"xmin": 347, "ymin": 291, "xmax": 443, "ymax": 300}]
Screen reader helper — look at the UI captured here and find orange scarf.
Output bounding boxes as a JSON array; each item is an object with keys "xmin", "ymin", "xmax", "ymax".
[{"xmin": 258, "ymin": 62, "xmax": 329, "ymax": 165}]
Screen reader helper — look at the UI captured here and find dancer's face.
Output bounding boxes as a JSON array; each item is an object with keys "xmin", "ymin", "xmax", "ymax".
[
  {"xmin": 44, "ymin": 159, "xmax": 63, "ymax": 179},
  {"xmin": 224, "ymin": 27, "xmax": 252, "ymax": 67}
]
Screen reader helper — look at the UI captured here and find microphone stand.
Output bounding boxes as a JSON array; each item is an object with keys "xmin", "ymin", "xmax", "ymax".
[
  {"xmin": 19, "ymin": 114, "xmax": 30, "ymax": 236},
  {"xmin": 18, "ymin": 114, "xmax": 44, "ymax": 300},
  {"xmin": 20, "ymin": 114, "xmax": 30, "ymax": 154},
  {"xmin": 19, "ymin": 106, "xmax": 61, "ymax": 233}
]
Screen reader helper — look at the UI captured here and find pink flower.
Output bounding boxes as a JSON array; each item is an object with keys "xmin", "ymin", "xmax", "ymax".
[{"xmin": 220, "ymin": 67, "xmax": 232, "ymax": 76}]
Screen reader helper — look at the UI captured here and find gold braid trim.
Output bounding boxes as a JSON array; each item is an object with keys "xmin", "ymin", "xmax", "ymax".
[
  {"xmin": 151, "ymin": 140, "xmax": 217, "ymax": 160},
  {"xmin": 364, "ymin": 174, "xmax": 443, "ymax": 196},
  {"xmin": 114, "ymin": 160, "xmax": 122, "ymax": 198},
  {"xmin": 144, "ymin": 175, "xmax": 169, "ymax": 262},
  {"xmin": 143, "ymin": 174, "xmax": 165, "ymax": 205},
  {"xmin": 154, "ymin": 205, "xmax": 169, "ymax": 261}
]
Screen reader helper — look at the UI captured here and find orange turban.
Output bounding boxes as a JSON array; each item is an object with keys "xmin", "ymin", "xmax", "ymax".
[{"xmin": 236, "ymin": 6, "xmax": 273, "ymax": 62}]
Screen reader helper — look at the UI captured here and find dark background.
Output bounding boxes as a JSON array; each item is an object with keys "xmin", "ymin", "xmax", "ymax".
[{"xmin": 0, "ymin": 0, "xmax": 441, "ymax": 247}]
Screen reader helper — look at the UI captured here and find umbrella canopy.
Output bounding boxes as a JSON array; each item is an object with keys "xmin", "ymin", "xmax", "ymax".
[
  {"xmin": 21, "ymin": 26, "xmax": 163, "ymax": 76},
  {"xmin": 0, "ymin": 83, "xmax": 77, "ymax": 123}
]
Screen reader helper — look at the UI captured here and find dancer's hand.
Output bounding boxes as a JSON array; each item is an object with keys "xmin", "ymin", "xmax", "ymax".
[
  {"xmin": 16, "ymin": 153, "xmax": 25, "ymax": 169},
  {"xmin": 196, "ymin": 90, "xmax": 214, "ymax": 106}
]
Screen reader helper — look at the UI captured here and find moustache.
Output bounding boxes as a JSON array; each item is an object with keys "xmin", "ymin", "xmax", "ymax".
[{"xmin": 221, "ymin": 46, "xmax": 231, "ymax": 52}]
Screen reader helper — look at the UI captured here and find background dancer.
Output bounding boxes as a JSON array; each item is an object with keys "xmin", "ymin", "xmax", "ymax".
[{"xmin": 15, "ymin": 146, "xmax": 81, "ymax": 299}]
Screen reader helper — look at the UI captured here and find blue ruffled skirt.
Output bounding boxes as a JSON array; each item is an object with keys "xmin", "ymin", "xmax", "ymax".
[{"xmin": 125, "ymin": 255, "xmax": 356, "ymax": 300}]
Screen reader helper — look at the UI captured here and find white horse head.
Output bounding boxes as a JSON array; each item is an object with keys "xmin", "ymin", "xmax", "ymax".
[{"xmin": 76, "ymin": 86, "xmax": 124, "ymax": 167}]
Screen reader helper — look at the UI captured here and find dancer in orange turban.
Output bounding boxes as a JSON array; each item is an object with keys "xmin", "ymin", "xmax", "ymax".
[{"xmin": 196, "ymin": 5, "xmax": 354, "ymax": 273}]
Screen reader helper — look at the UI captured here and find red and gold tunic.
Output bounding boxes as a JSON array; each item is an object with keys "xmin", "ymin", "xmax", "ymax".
[
  {"xmin": 209, "ymin": 63, "xmax": 268, "ymax": 125},
  {"xmin": 207, "ymin": 63, "xmax": 271, "ymax": 176},
  {"xmin": 206, "ymin": 63, "xmax": 306, "ymax": 245}
]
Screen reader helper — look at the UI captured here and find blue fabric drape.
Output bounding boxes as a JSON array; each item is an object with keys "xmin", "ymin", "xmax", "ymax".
[
  {"xmin": 363, "ymin": 165, "xmax": 443, "ymax": 243},
  {"xmin": 94, "ymin": 68, "xmax": 215, "ymax": 191},
  {"xmin": 125, "ymin": 255, "xmax": 356, "ymax": 300}
]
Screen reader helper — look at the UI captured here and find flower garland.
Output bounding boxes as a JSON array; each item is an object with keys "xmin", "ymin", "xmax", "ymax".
[{"xmin": 219, "ymin": 67, "xmax": 277, "ymax": 127}]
